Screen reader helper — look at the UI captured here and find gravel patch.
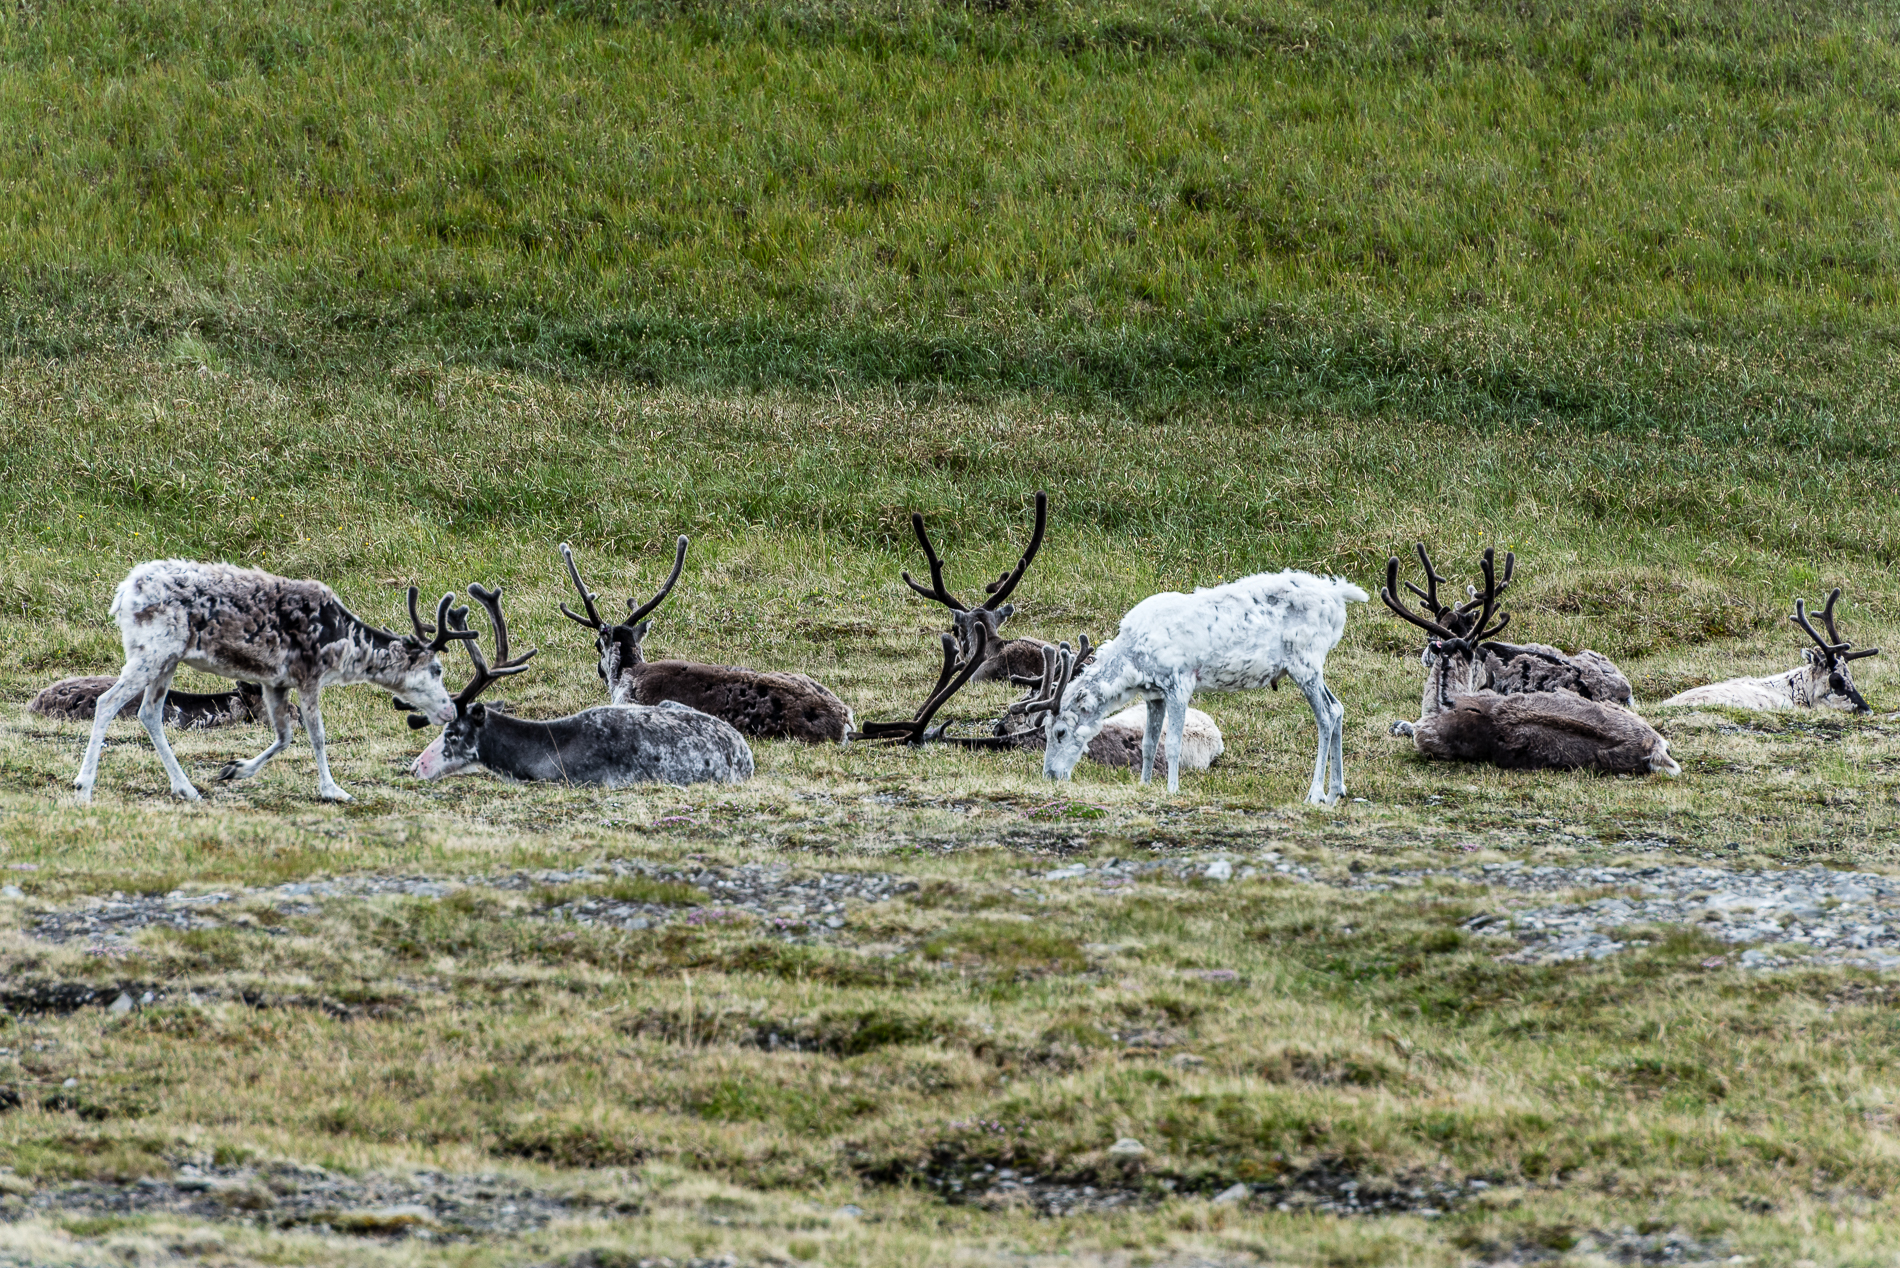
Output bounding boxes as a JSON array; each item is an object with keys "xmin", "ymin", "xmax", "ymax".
[
  {"xmin": 2, "ymin": 1162, "xmax": 635, "ymax": 1238},
  {"xmin": 13, "ymin": 861, "xmax": 917, "ymax": 954}
]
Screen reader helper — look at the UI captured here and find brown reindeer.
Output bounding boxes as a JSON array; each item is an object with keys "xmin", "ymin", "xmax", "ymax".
[
  {"xmin": 1381, "ymin": 547, "xmax": 1678, "ymax": 776},
  {"xmin": 31, "ymin": 677, "xmax": 300, "ymax": 730},
  {"xmin": 559, "ymin": 539, "xmax": 853, "ymax": 744}
]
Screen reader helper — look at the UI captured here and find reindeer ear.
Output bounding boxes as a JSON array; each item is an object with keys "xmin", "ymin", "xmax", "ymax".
[
  {"xmin": 631, "ymin": 620, "xmax": 651, "ymax": 641},
  {"xmin": 468, "ymin": 703, "xmax": 487, "ymax": 723}
]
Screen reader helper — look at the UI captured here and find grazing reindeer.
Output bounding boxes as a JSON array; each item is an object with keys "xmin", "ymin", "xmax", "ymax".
[
  {"xmin": 1002, "ymin": 642, "xmax": 1225, "ymax": 770},
  {"xmin": 1041, "ymin": 571, "xmax": 1368, "ymax": 800},
  {"xmin": 559, "ymin": 540, "xmax": 853, "ymax": 744},
  {"xmin": 1380, "ymin": 544, "xmax": 1634, "ymax": 713},
  {"xmin": 32, "ymin": 676, "xmax": 300, "ymax": 730},
  {"xmin": 72, "ymin": 562, "xmax": 471, "ymax": 803},
  {"xmin": 1382, "ymin": 549, "xmax": 1678, "ymax": 776},
  {"xmin": 410, "ymin": 584, "xmax": 753, "ymax": 787},
  {"xmin": 1661, "ymin": 590, "xmax": 1878, "ymax": 713}
]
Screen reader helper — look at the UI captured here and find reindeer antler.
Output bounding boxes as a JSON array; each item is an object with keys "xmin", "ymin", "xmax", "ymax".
[
  {"xmin": 406, "ymin": 587, "xmax": 478, "ymax": 652},
  {"xmin": 1008, "ymin": 634, "xmax": 1091, "ymax": 722},
  {"xmin": 1462, "ymin": 548, "xmax": 1513, "ymax": 644},
  {"xmin": 558, "ymin": 543, "xmax": 605, "ymax": 631},
  {"xmin": 1794, "ymin": 589, "xmax": 1880, "ymax": 663},
  {"xmin": 1380, "ymin": 550, "xmax": 1458, "ymax": 638},
  {"xmin": 1381, "ymin": 545, "xmax": 1512, "ymax": 647},
  {"xmin": 902, "ymin": 491, "xmax": 1047, "ymax": 614},
  {"xmin": 626, "ymin": 536, "xmax": 689, "ymax": 626},
  {"xmin": 452, "ymin": 583, "xmax": 537, "ymax": 711}
]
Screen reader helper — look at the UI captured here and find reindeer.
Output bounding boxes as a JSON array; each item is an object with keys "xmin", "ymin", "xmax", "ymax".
[
  {"xmin": 857, "ymin": 491, "xmax": 1054, "ymax": 745},
  {"xmin": 1040, "ymin": 571, "xmax": 1368, "ymax": 800},
  {"xmin": 408, "ymin": 584, "xmax": 753, "ymax": 787},
  {"xmin": 32, "ymin": 676, "xmax": 300, "ymax": 730},
  {"xmin": 1661, "ymin": 590, "xmax": 1878, "ymax": 713},
  {"xmin": 1381, "ymin": 549, "xmax": 1679, "ymax": 776},
  {"xmin": 1000, "ymin": 642, "xmax": 1226, "ymax": 770},
  {"xmin": 71, "ymin": 562, "xmax": 472, "ymax": 803},
  {"xmin": 1380, "ymin": 544, "xmax": 1634, "ymax": 713},
  {"xmin": 559, "ymin": 540, "xmax": 853, "ymax": 744}
]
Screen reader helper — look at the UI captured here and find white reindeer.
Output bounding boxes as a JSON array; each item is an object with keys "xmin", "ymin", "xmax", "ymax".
[
  {"xmin": 73, "ymin": 561, "xmax": 472, "ymax": 803},
  {"xmin": 1039, "ymin": 571, "xmax": 1368, "ymax": 801},
  {"xmin": 1662, "ymin": 589, "xmax": 1878, "ymax": 713}
]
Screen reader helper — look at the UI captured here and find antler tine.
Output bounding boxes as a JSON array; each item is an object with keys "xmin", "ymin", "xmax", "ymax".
[
  {"xmin": 427, "ymin": 593, "xmax": 479, "ymax": 652},
  {"xmin": 467, "ymin": 582, "xmax": 538, "ymax": 674},
  {"xmin": 557, "ymin": 543, "xmax": 605, "ymax": 631},
  {"xmin": 1008, "ymin": 643, "xmax": 1064, "ymax": 718},
  {"xmin": 1465, "ymin": 548, "xmax": 1513, "ymax": 643},
  {"xmin": 911, "ymin": 621, "xmax": 991, "ymax": 740},
  {"xmin": 1381, "ymin": 556, "xmax": 1459, "ymax": 639},
  {"xmin": 981, "ymin": 490, "xmax": 1047, "ymax": 611},
  {"xmin": 1791, "ymin": 597, "xmax": 1847, "ymax": 657},
  {"xmin": 1415, "ymin": 543, "xmax": 1447, "ymax": 613},
  {"xmin": 1457, "ymin": 549, "xmax": 1516, "ymax": 614},
  {"xmin": 407, "ymin": 586, "xmax": 435, "ymax": 640},
  {"xmin": 625, "ymin": 536, "xmax": 690, "ymax": 626},
  {"xmin": 1820, "ymin": 587, "xmax": 1847, "ymax": 647},
  {"xmin": 900, "ymin": 512, "xmax": 968, "ymax": 612}
]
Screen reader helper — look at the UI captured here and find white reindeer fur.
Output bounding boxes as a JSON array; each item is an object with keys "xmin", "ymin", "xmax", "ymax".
[
  {"xmin": 1043, "ymin": 571, "xmax": 1368, "ymax": 800},
  {"xmin": 73, "ymin": 561, "xmax": 462, "ymax": 804},
  {"xmin": 1661, "ymin": 648, "xmax": 1870, "ymax": 712}
]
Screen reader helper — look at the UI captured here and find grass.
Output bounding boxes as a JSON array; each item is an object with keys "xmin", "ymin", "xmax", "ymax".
[{"xmin": 5, "ymin": 0, "xmax": 1900, "ymax": 1262}]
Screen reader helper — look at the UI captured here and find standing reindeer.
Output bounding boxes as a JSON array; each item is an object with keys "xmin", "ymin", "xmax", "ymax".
[
  {"xmin": 1661, "ymin": 589, "xmax": 1878, "ymax": 712},
  {"xmin": 999, "ymin": 642, "xmax": 1226, "ymax": 769},
  {"xmin": 72, "ymin": 562, "xmax": 470, "ymax": 803},
  {"xmin": 409, "ymin": 584, "xmax": 753, "ymax": 787},
  {"xmin": 559, "ymin": 539, "xmax": 853, "ymax": 744},
  {"xmin": 32, "ymin": 676, "xmax": 299, "ymax": 730},
  {"xmin": 1041, "ymin": 571, "xmax": 1368, "ymax": 800},
  {"xmin": 1382, "ymin": 548, "xmax": 1679, "ymax": 776}
]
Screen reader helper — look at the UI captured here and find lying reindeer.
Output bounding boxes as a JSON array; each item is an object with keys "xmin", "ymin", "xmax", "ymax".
[
  {"xmin": 560, "ymin": 540, "xmax": 853, "ymax": 744},
  {"xmin": 32, "ymin": 676, "xmax": 299, "ymax": 730},
  {"xmin": 1040, "ymin": 570, "xmax": 1368, "ymax": 800},
  {"xmin": 1381, "ymin": 543, "xmax": 1634, "ymax": 712},
  {"xmin": 408, "ymin": 583, "xmax": 753, "ymax": 786},
  {"xmin": 1661, "ymin": 589, "xmax": 1877, "ymax": 713},
  {"xmin": 73, "ymin": 562, "xmax": 469, "ymax": 803},
  {"xmin": 1382, "ymin": 548, "xmax": 1679, "ymax": 776}
]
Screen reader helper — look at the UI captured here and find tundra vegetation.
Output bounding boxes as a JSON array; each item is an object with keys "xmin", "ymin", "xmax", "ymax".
[{"xmin": 5, "ymin": 0, "xmax": 1900, "ymax": 1264}]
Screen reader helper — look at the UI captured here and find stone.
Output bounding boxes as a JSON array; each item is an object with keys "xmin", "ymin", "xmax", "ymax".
[
  {"xmin": 1106, "ymin": 1138, "xmax": 1147, "ymax": 1157},
  {"xmin": 1211, "ymin": 1183, "xmax": 1250, "ymax": 1205},
  {"xmin": 1203, "ymin": 860, "xmax": 1232, "ymax": 882},
  {"xmin": 108, "ymin": 992, "xmax": 134, "ymax": 1014},
  {"xmin": 0, "ymin": 886, "xmax": 22, "ymax": 900}
]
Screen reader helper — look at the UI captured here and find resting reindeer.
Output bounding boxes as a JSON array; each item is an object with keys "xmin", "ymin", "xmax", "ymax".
[
  {"xmin": 1382, "ymin": 548, "xmax": 1679, "ymax": 776},
  {"xmin": 408, "ymin": 584, "xmax": 753, "ymax": 787},
  {"xmin": 1040, "ymin": 570, "xmax": 1368, "ymax": 800},
  {"xmin": 1381, "ymin": 543, "xmax": 1634, "ymax": 713},
  {"xmin": 1661, "ymin": 589, "xmax": 1877, "ymax": 713},
  {"xmin": 72, "ymin": 562, "xmax": 470, "ymax": 803},
  {"xmin": 32, "ymin": 676, "xmax": 299, "ymax": 730},
  {"xmin": 558, "ymin": 540, "xmax": 852, "ymax": 744}
]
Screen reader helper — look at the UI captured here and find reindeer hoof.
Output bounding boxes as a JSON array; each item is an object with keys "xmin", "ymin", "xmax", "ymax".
[
  {"xmin": 173, "ymin": 785, "xmax": 203, "ymax": 802},
  {"xmin": 1388, "ymin": 719, "xmax": 1416, "ymax": 738},
  {"xmin": 216, "ymin": 762, "xmax": 244, "ymax": 782}
]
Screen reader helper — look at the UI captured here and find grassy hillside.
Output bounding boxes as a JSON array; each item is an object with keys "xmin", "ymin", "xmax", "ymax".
[{"xmin": 6, "ymin": 0, "xmax": 1900, "ymax": 1266}]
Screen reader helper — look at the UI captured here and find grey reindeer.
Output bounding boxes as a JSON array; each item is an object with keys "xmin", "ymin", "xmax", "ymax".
[{"xmin": 73, "ymin": 561, "xmax": 471, "ymax": 803}]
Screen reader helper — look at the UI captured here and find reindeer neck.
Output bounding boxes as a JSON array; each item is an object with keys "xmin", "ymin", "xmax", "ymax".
[{"xmin": 1422, "ymin": 649, "xmax": 1480, "ymax": 719}]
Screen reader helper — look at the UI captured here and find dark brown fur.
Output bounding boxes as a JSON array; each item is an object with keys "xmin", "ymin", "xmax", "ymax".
[
  {"xmin": 1409, "ymin": 689, "xmax": 1679, "ymax": 776},
  {"xmin": 31, "ymin": 676, "xmax": 298, "ymax": 730},
  {"xmin": 1481, "ymin": 642, "xmax": 1634, "ymax": 706}
]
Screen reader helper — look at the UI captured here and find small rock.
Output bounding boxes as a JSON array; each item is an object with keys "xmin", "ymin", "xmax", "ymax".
[
  {"xmin": 834, "ymin": 1203, "xmax": 863, "ymax": 1219},
  {"xmin": 1044, "ymin": 865, "xmax": 1088, "ymax": 881},
  {"xmin": 1169, "ymin": 1053, "xmax": 1206, "ymax": 1068},
  {"xmin": 1107, "ymin": 1138, "xmax": 1147, "ymax": 1157},
  {"xmin": 0, "ymin": 886, "xmax": 22, "ymax": 900},
  {"xmin": 108, "ymin": 992, "xmax": 134, "ymax": 1014},
  {"xmin": 1203, "ymin": 860, "xmax": 1232, "ymax": 882},
  {"xmin": 61, "ymin": 1078, "xmax": 77, "ymax": 1088},
  {"xmin": 1211, "ymin": 1183, "xmax": 1249, "ymax": 1205}
]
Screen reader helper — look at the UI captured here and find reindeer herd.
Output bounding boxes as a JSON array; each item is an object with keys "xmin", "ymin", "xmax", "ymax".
[{"xmin": 35, "ymin": 492, "xmax": 1884, "ymax": 806}]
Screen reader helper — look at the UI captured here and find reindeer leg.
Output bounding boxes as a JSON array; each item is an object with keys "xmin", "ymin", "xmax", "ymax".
[
  {"xmin": 300, "ymin": 685, "xmax": 352, "ymax": 802},
  {"xmin": 1139, "ymin": 696, "xmax": 1165, "ymax": 784},
  {"xmin": 135, "ymin": 666, "xmax": 200, "ymax": 801},
  {"xmin": 1293, "ymin": 671, "xmax": 1333, "ymax": 805},
  {"xmin": 221, "ymin": 684, "xmax": 296, "ymax": 784},
  {"xmin": 74, "ymin": 661, "xmax": 164, "ymax": 804},
  {"xmin": 1325, "ymin": 684, "xmax": 1347, "ymax": 801},
  {"xmin": 1163, "ymin": 687, "xmax": 1190, "ymax": 794}
]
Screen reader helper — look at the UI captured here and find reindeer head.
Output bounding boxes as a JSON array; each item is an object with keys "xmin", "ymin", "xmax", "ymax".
[
  {"xmin": 1014, "ymin": 637, "xmax": 1101, "ymax": 781},
  {"xmin": 1791, "ymin": 589, "xmax": 1878, "ymax": 712},
  {"xmin": 560, "ymin": 538, "xmax": 687, "ymax": 700},
  {"xmin": 384, "ymin": 588, "xmax": 480, "ymax": 726},
  {"xmin": 410, "ymin": 584, "xmax": 538, "ymax": 779}
]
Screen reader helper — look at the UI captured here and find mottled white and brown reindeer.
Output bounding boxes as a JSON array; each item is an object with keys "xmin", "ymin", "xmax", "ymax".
[
  {"xmin": 559, "ymin": 539, "xmax": 854, "ymax": 744},
  {"xmin": 407, "ymin": 583, "xmax": 754, "ymax": 787},
  {"xmin": 72, "ymin": 562, "xmax": 473, "ymax": 803},
  {"xmin": 1661, "ymin": 589, "xmax": 1878, "ymax": 713},
  {"xmin": 1381, "ymin": 548, "xmax": 1679, "ymax": 776}
]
